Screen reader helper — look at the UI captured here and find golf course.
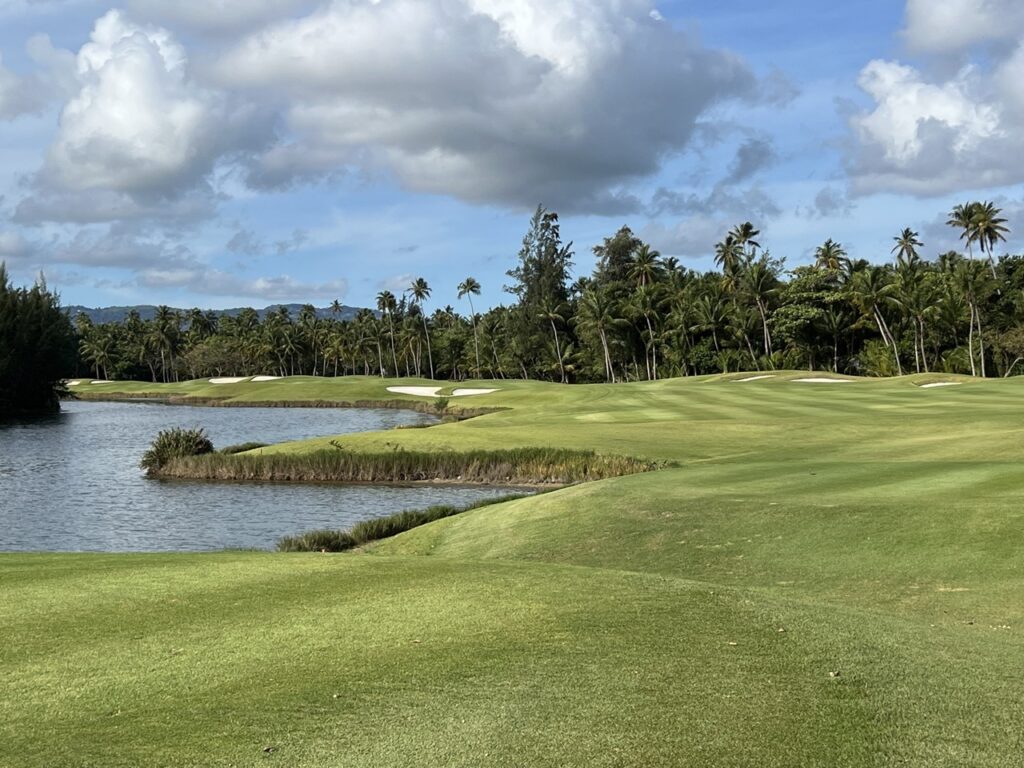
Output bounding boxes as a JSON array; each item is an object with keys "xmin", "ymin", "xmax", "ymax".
[{"xmin": 3, "ymin": 373, "xmax": 1024, "ymax": 766}]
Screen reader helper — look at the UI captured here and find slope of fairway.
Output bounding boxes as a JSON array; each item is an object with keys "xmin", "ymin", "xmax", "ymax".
[{"xmin": 6, "ymin": 374, "xmax": 1022, "ymax": 766}]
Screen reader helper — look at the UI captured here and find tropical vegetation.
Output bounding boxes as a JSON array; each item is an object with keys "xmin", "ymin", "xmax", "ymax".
[
  {"xmin": 70, "ymin": 202, "xmax": 1024, "ymax": 383},
  {"xmin": 0, "ymin": 264, "xmax": 76, "ymax": 416}
]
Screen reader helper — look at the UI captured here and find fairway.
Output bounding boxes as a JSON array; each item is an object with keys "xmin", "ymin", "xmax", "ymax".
[{"xmin": 4, "ymin": 374, "xmax": 1024, "ymax": 766}]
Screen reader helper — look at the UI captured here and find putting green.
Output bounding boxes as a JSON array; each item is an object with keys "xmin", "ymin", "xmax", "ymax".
[{"xmin": 5, "ymin": 373, "xmax": 1023, "ymax": 766}]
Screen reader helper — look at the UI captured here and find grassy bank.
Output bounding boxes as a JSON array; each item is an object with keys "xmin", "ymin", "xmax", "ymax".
[
  {"xmin": 155, "ymin": 446, "xmax": 663, "ymax": 485},
  {"xmin": 8, "ymin": 372, "xmax": 1024, "ymax": 766}
]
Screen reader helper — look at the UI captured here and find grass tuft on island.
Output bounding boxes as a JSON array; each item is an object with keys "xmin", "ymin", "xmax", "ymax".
[
  {"xmin": 151, "ymin": 446, "xmax": 665, "ymax": 486},
  {"xmin": 277, "ymin": 494, "xmax": 529, "ymax": 552}
]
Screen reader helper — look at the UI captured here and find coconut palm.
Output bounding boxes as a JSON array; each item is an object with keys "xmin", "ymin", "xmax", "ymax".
[
  {"xmin": 972, "ymin": 201, "xmax": 1009, "ymax": 280},
  {"xmin": 457, "ymin": 277, "xmax": 482, "ymax": 377},
  {"xmin": 407, "ymin": 278, "xmax": 434, "ymax": 379},
  {"xmin": 628, "ymin": 244, "xmax": 664, "ymax": 288},
  {"xmin": 891, "ymin": 228, "xmax": 923, "ymax": 271},
  {"xmin": 538, "ymin": 300, "xmax": 568, "ymax": 383},
  {"xmin": 814, "ymin": 239, "xmax": 849, "ymax": 272},
  {"xmin": 576, "ymin": 289, "xmax": 622, "ymax": 383},
  {"xmin": 740, "ymin": 258, "xmax": 777, "ymax": 359},
  {"xmin": 849, "ymin": 266, "xmax": 902, "ymax": 375}
]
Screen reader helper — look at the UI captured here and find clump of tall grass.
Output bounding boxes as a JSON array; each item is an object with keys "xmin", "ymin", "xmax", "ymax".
[
  {"xmin": 220, "ymin": 442, "xmax": 270, "ymax": 455},
  {"xmin": 140, "ymin": 427, "xmax": 214, "ymax": 474},
  {"xmin": 277, "ymin": 494, "xmax": 528, "ymax": 552},
  {"xmin": 154, "ymin": 446, "xmax": 666, "ymax": 485}
]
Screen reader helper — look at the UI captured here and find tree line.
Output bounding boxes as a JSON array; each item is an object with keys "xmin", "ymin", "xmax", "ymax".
[
  {"xmin": 65, "ymin": 201, "xmax": 1024, "ymax": 383},
  {"xmin": 0, "ymin": 264, "xmax": 76, "ymax": 415}
]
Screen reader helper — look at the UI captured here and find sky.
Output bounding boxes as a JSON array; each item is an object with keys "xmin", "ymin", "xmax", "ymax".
[{"xmin": 1, "ymin": 0, "xmax": 1023, "ymax": 311}]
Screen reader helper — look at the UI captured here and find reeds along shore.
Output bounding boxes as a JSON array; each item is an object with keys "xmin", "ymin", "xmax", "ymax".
[
  {"xmin": 154, "ymin": 447, "xmax": 666, "ymax": 486},
  {"xmin": 277, "ymin": 495, "xmax": 530, "ymax": 552}
]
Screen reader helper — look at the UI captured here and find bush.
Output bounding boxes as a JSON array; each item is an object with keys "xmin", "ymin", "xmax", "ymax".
[
  {"xmin": 141, "ymin": 427, "xmax": 214, "ymax": 474},
  {"xmin": 277, "ymin": 529, "xmax": 357, "ymax": 553}
]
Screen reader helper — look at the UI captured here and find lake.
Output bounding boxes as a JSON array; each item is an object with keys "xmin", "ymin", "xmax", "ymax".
[{"xmin": 0, "ymin": 400, "xmax": 512, "ymax": 552}]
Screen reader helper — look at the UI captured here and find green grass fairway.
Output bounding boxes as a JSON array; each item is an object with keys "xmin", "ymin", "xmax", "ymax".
[{"xmin": 6, "ymin": 374, "xmax": 1024, "ymax": 766}]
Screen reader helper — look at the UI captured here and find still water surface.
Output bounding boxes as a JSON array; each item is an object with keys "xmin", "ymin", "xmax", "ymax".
[{"xmin": 0, "ymin": 400, "xmax": 509, "ymax": 552}]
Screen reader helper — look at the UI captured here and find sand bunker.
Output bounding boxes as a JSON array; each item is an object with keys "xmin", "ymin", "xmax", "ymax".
[
  {"xmin": 209, "ymin": 377, "xmax": 249, "ymax": 384},
  {"xmin": 793, "ymin": 378, "xmax": 852, "ymax": 384},
  {"xmin": 919, "ymin": 382, "xmax": 961, "ymax": 389},
  {"xmin": 66, "ymin": 380, "xmax": 82, "ymax": 386},
  {"xmin": 387, "ymin": 386, "xmax": 442, "ymax": 397},
  {"xmin": 735, "ymin": 375, "xmax": 775, "ymax": 382},
  {"xmin": 90, "ymin": 380, "xmax": 111, "ymax": 384},
  {"xmin": 387, "ymin": 386, "xmax": 502, "ymax": 398},
  {"xmin": 251, "ymin": 376, "xmax": 281, "ymax": 382}
]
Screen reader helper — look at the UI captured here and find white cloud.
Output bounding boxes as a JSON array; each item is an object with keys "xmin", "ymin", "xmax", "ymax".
[
  {"xmin": 125, "ymin": 0, "xmax": 315, "ymax": 34},
  {"xmin": 848, "ymin": 50, "xmax": 1024, "ymax": 195},
  {"xmin": 215, "ymin": 0, "xmax": 754, "ymax": 210},
  {"xmin": 41, "ymin": 10, "xmax": 229, "ymax": 195},
  {"xmin": 903, "ymin": 0, "xmax": 1024, "ymax": 54}
]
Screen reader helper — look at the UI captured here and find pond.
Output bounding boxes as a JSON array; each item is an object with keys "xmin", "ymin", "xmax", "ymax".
[{"xmin": 0, "ymin": 400, "xmax": 512, "ymax": 552}]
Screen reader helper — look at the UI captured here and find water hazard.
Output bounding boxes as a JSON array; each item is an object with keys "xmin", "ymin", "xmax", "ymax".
[{"xmin": 0, "ymin": 400, "xmax": 511, "ymax": 552}]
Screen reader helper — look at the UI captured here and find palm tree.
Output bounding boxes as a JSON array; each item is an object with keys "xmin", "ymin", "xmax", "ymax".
[
  {"xmin": 628, "ymin": 244, "xmax": 664, "ymax": 288},
  {"xmin": 849, "ymin": 266, "xmax": 902, "ymax": 375},
  {"xmin": 407, "ymin": 278, "xmax": 434, "ymax": 379},
  {"xmin": 972, "ymin": 201, "xmax": 1009, "ymax": 280},
  {"xmin": 538, "ymin": 300, "xmax": 568, "ymax": 383},
  {"xmin": 954, "ymin": 260, "xmax": 994, "ymax": 377},
  {"xmin": 629, "ymin": 284, "xmax": 664, "ymax": 379},
  {"xmin": 891, "ymin": 228, "xmax": 923, "ymax": 271},
  {"xmin": 375, "ymin": 291, "xmax": 399, "ymax": 378},
  {"xmin": 714, "ymin": 236, "xmax": 745, "ymax": 292},
  {"xmin": 457, "ymin": 277, "xmax": 482, "ymax": 377},
  {"xmin": 948, "ymin": 202, "xmax": 980, "ymax": 260},
  {"xmin": 814, "ymin": 239, "xmax": 849, "ymax": 272},
  {"xmin": 728, "ymin": 222, "xmax": 761, "ymax": 261},
  {"xmin": 576, "ymin": 289, "xmax": 620, "ymax": 382},
  {"xmin": 740, "ymin": 258, "xmax": 777, "ymax": 359}
]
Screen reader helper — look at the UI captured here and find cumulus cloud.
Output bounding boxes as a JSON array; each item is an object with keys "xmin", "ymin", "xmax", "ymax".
[
  {"xmin": 215, "ymin": 0, "xmax": 754, "ymax": 211},
  {"xmin": 903, "ymin": 0, "xmax": 1024, "ymax": 54},
  {"xmin": 849, "ymin": 1, "xmax": 1024, "ymax": 196},
  {"xmin": 125, "ymin": 0, "xmax": 316, "ymax": 34},
  {"xmin": 17, "ymin": 10, "xmax": 269, "ymax": 224}
]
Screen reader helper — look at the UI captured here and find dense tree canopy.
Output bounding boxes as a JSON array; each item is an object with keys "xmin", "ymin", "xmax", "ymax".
[
  {"xmin": 0, "ymin": 264, "xmax": 77, "ymax": 415},
  {"xmin": 68, "ymin": 201, "xmax": 1024, "ymax": 384}
]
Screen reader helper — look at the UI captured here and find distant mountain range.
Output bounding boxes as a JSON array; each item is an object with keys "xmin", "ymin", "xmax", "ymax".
[{"xmin": 65, "ymin": 303, "xmax": 367, "ymax": 324}]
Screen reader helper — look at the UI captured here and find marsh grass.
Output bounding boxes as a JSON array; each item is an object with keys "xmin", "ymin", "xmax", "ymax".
[
  {"xmin": 277, "ymin": 494, "xmax": 528, "ymax": 552},
  {"xmin": 155, "ymin": 447, "xmax": 665, "ymax": 485}
]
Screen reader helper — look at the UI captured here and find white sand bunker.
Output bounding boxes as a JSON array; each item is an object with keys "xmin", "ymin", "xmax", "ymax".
[
  {"xmin": 793, "ymin": 378, "xmax": 853, "ymax": 384},
  {"xmin": 387, "ymin": 386, "xmax": 501, "ymax": 398},
  {"xmin": 251, "ymin": 376, "xmax": 281, "ymax": 382},
  {"xmin": 387, "ymin": 386, "xmax": 442, "ymax": 397},
  {"xmin": 209, "ymin": 377, "xmax": 249, "ymax": 384},
  {"xmin": 735, "ymin": 375, "xmax": 775, "ymax": 382},
  {"xmin": 90, "ymin": 380, "xmax": 111, "ymax": 384},
  {"xmin": 919, "ymin": 382, "xmax": 961, "ymax": 389},
  {"xmin": 66, "ymin": 380, "xmax": 82, "ymax": 386}
]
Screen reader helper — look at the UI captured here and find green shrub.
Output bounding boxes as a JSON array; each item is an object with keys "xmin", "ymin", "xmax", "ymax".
[
  {"xmin": 140, "ymin": 427, "xmax": 214, "ymax": 474},
  {"xmin": 277, "ymin": 529, "xmax": 356, "ymax": 553}
]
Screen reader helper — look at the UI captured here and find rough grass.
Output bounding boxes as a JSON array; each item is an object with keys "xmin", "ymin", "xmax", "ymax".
[
  {"xmin": 139, "ymin": 427, "xmax": 213, "ymax": 473},
  {"xmin": 10, "ymin": 373, "xmax": 1024, "ymax": 766},
  {"xmin": 154, "ymin": 446, "xmax": 663, "ymax": 486},
  {"xmin": 277, "ymin": 494, "xmax": 528, "ymax": 552}
]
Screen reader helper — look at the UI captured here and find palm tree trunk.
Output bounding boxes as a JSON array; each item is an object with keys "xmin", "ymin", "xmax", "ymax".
[
  {"xmin": 421, "ymin": 316, "xmax": 434, "ymax": 379},
  {"xmin": 645, "ymin": 314, "xmax": 657, "ymax": 380},
  {"xmin": 549, "ymin": 319, "xmax": 565, "ymax": 383},
  {"xmin": 967, "ymin": 301, "xmax": 977, "ymax": 377},
  {"xmin": 468, "ymin": 297, "xmax": 481, "ymax": 377},
  {"xmin": 977, "ymin": 304, "xmax": 987, "ymax": 378}
]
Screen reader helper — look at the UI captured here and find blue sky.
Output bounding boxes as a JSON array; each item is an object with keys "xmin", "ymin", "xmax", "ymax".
[{"xmin": 1, "ymin": 0, "xmax": 1022, "ymax": 311}]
